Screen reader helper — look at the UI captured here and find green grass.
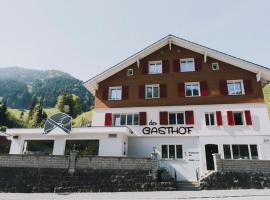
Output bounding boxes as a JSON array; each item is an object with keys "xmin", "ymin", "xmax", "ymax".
[
  {"xmin": 263, "ymin": 84, "xmax": 270, "ymax": 118},
  {"xmin": 73, "ymin": 110, "xmax": 92, "ymax": 128}
]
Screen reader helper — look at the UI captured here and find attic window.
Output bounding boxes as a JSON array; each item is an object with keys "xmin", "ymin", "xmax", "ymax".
[
  {"xmin": 127, "ymin": 69, "xmax": 133, "ymax": 76},
  {"xmin": 212, "ymin": 63, "xmax": 219, "ymax": 71}
]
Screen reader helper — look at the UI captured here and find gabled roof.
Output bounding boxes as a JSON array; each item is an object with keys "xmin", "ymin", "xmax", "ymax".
[{"xmin": 84, "ymin": 34, "xmax": 270, "ymax": 94}]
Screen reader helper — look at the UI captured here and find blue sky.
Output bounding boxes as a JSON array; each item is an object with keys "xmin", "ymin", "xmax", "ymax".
[{"xmin": 0, "ymin": 0, "xmax": 269, "ymax": 81}]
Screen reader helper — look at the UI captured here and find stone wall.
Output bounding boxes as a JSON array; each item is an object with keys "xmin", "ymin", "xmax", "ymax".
[{"xmin": 213, "ymin": 154, "xmax": 270, "ymax": 172}]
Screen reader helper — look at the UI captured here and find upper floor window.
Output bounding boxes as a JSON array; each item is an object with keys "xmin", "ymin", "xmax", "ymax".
[
  {"xmin": 227, "ymin": 80, "xmax": 244, "ymax": 95},
  {"xmin": 145, "ymin": 84, "xmax": 160, "ymax": 99},
  {"xmin": 233, "ymin": 112, "xmax": 244, "ymax": 125},
  {"xmin": 127, "ymin": 69, "xmax": 134, "ymax": 76},
  {"xmin": 113, "ymin": 113, "xmax": 139, "ymax": 126},
  {"xmin": 109, "ymin": 86, "xmax": 122, "ymax": 100},
  {"xmin": 161, "ymin": 144, "xmax": 183, "ymax": 159},
  {"xmin": 180, "ymin": 58, "xmax": 195, "ymax": 72},
  {"xmin": 212, "ymin": 62, "xmax": 219, "ymax": 71},
  {"xmin": 148, "ymin": 61, "xmax": 162, "ymax": 74},
  {"xmin": 185, "ymin": 82, "xmax": 200, "ymax": 97},
  {"xmin": 205, "ymin": 112, "xmax": 216, "ymax": 126},
  {"xmin": 169, "ymin": 112, "xmax": 185, "ymax": 125}
]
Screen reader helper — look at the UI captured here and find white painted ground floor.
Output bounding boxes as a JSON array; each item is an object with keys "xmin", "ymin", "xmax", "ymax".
[{"xmin": 4, "ymin": 127, "xmax": 270, "ymax": 182}]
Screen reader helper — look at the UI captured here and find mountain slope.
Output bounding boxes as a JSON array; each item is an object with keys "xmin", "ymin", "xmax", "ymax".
[{"xmin": 0, "ymin": 67, "xmax": 93, "ymax": 111}]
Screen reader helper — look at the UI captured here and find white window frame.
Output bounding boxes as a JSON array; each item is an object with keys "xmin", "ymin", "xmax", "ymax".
[
  {"xmin": 145, "ymin": 84, "xmax": 160, "ymax": 99},
  {"xmin": 112, "ymin": 113, "xmax": 139, "ymax": 126},
  {"xmin": 223, "ymin": 144, "xmax": 259, "ymax": 160},
  {"xmin": 227, "ymin": 80, "xmax": 245, "ymax": 95},
  {"xmin": 108, "ymin": 86, "xmax": 122, "ymax": 101},
  {"xmin": 212, "ymin": 62, "xmax": 219, "ymax": 71},
  {"xmin": 185, "ymin": 82, "xmax": 201, "ymax": 97},
  {"xmin": 127, "ymin": 68, "xmax": 134, "ymax": 76},
  {"xmin": 148, "ymin": 60, "xmax": 162, "ymax": 74},
  {"xmin": 232, "ymin": 111, "xmax": 246, "ymax": 126},
  {"xmin": 161, "ymin": 144, "xmax": 183, "ymax": 160},
  {"xmin": 168, "ymin": 112, "xmax": 185, "ymax": 125},
  {"xmin": 205, "ymin": 112, "xmax": 216, "ymax": 127},
  {"xmin": 180, "ymin": 58, "xmax": 195, "ymax": 72}
]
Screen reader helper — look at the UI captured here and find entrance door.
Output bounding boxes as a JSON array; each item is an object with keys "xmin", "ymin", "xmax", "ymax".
[{"xmin": 205, "ymin": 144, "xmax": 218, "ymax": 170}]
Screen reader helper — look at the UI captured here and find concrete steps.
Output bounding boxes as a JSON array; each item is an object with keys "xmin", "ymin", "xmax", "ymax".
[{"xmin": 176, "ymin": 181, "xmax": 200, "ymax": 191}]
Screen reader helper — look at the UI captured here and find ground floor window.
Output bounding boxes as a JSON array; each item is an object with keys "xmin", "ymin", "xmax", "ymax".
[
  {"xmin": 23, "ymin": 140, "xmax": 54, "ymax": 155},
  {"xmin": 223, "ymin": 144, "xmax": 258, "ymax": 160},
  {"xmin": 0, "ymin": 136, "xmax": 11, "ymax": 154},
  {"xmin": 64, "ymin": 140, "xmax": 99, "ymax": 155},
  {"xmin": 161, "ymin": 145, "xmax": 183, "ymax": 159}
]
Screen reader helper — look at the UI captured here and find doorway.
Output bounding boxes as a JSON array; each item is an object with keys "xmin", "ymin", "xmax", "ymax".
[{"xmin": 205, "ymin": 144, "xmax": 218, "ymax": 170}]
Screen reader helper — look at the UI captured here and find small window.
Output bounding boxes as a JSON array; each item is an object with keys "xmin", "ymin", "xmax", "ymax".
[
  {"xmin": 233, "ymin": 112, "xmax": 244, "ymax": 126},
  {"xmin": 223, "ymin": 145, "xmax": 232, "ymax": 159},
  {"xmin": 185, "ymin": 82, "xmax": 200, "ymax": 97},
  {"xmin": 113, "ymin": 113, "xmax": 139, "ymax": 126},
  {"xmin": 109, "ymin": 134, "xmax": 117, "ymax": 138},
  {"xmin": 212, "ymin": 63, "xmax": 219, "ymax": 71},
  {"xmin": 205, "ymin": 113, "xmax": 215, "ymax": 126},
  {"xmin": 161, "ymin": 145, "xmax": 183, "ymax": 159},
  {"xmin": 145, "ymin": 84, "xmax": 160, "ymax": 99},
  {"xmin": 227, "ymin": 80, "xmax": 244, "ymax": 95},
  {"xmin": 180, "ymin": 58, "xmax": 195, "ymax": 72},
  {"xmin": 148, "ymin": 61, "xmax": 162, "ymax": 74},
  {"xmin": 169, "ymin": 113, "xmax": 184, "ymax": 125},
  {"xmin": 250, "ymin": 145, "xmax": 258, "ymax": 160},
  {"xmin": 127, "ymin": 69, "xmax": 133, "ymax": 76},
  {"xmin": 109, "ymin": 86, "xmax": 122, "ymax": 100}
]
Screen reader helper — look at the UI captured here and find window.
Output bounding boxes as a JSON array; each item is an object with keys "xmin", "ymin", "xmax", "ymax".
[
  {"xmin": 223, "ymin": 144, "xmax": 258, "ymax": 160},
  {"xmin": 227, "ymin": 80, "xmax": 244, "ymax": 95},
  {"xmin": 113, "ymin": 113, "xmax": 139, "ymax": 126},
  {"xmin": 233, "ymin": 112, "xmax": 244, "ymax": 126},
  {"xmin": 65, "ymin": 140, "xmax": 99, "ymax": 155},
  {"xmin": 161, "ymin": 145, "xmax": 183, "ymax": 159},
  {"xmin": 205, "ymin": 113, "xmax": 215, "ymax": 126},
  {"xmin": 148, "ymin": 61, "xmax": 162, "ymax": 74},
  {"xmin": 169, "ymin": 113, "xmax": 185, "ymax": 125},
  {"xmin": 109, "ymin": 86, "xmax": 122, "ymax": 100},
  {"xmin": 180, "ymin": 58, "xmax": 195, "ymax": 72},
  {"xmin": 145, "ymin": 84, "xmax": 160, "ymax": 99},
  {"xmin": 127, "ymin": 69, "xmax": 133, "ymax": 76},
  {"xmin": 23, "ymin": 140, "xmax": 54, "ymax": 155},
  {"xmin": 185, "ymin": 82, "xmax": 200, "ymax": 97},
  {"xmin": 212, "ymin": 63, "xmax": 219, "ymax": 71}
]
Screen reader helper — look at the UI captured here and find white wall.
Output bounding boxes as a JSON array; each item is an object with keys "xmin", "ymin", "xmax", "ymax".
[{"xmin": 92, "ymin": 103, "xmax": 270, "ymax": 136}]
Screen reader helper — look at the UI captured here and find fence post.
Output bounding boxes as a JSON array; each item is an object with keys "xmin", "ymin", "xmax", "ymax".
[
  {"xmin": 68, "ymin": 150, "xmax": 78, "ymax": 174},
  {"xmin": 151, "ymin": 152, "xmax": 158, "ymax": 180},
  {"xmin": 213, "ymin": 153, "xmax": 222, "ymax": 172}
]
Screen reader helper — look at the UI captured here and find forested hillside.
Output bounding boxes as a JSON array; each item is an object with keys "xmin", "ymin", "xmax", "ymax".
[{"xmin": 0, "ymin": 67, "xmax": 93, "ymax": 111}]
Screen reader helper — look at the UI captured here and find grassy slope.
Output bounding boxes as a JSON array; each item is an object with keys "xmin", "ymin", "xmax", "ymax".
[{"xmin": 263, "ymin": 84, "xmax": 270, "ymax": 118}]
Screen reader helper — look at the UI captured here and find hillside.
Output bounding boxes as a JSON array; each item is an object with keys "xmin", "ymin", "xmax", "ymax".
[{"xmin": 0, "ymin": 67, "xmax": 93, "ymax": 111}]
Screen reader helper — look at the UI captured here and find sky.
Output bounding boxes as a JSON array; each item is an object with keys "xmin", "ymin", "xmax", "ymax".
[{"xmin": 0, "ymin": 0, "xmax": 269, "ymax": 81}]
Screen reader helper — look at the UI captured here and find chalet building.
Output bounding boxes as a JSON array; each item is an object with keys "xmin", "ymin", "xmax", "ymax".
[{"xmin": 5, "ymin": 35, "xmax": 270, "ymax": 181}]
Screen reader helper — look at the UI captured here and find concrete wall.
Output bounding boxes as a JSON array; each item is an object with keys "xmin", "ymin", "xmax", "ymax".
[{"xmin": 214, "ymin": 154, "xmax": 270, "ymax": 172}]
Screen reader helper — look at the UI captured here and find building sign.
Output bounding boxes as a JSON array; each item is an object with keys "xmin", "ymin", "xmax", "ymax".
[
  {"xmin": 142, "ymin": 120, "xmax": 194, "ymax": 135},
  {"xmin": 44, "ymin": 113, "xmax": 72, "ymax": 134}
]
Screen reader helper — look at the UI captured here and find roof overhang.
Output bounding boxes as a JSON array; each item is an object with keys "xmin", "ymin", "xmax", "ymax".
[{"xmin": 84, "ymin": 35, "xmax": 270, "ymax": 94}]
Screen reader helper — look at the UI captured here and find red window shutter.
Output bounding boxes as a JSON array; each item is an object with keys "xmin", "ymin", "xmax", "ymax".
[
  {"xmin": 159, "ymin": 111, "xmax": 168, "ymax": 125},
  {"xmin": 216, "ymin": 111, "xmax": 223, "ymax": 126},
  {"xmin": 160, "ymin": 84, "xmax": 167, "ymax": 98},
  {"xmin": 185, "ymin": 111, "xmax": 194, "ymax": 125},
  {"xmin": 245, "ymin": 110, "xmax": 252, "ymax": 125},
  {"xmin": 162, "ymin": 60, "xmax": 169, "ymax": 73},
  {"xmin": 141, "ymin": 61, "xmax": 148, "ymax": 74},
  {"xmin": 104, "ymin": 113, "xmax": 112, "ymax": 126},
  {"xmin": 195, "ymin": 58, "xmax": 202, "ymax": 71},
  {"xmin": 122, "ymin": 86, "xmax": 129, "ymax": 100},
  {"xmin": 173, "ymin": 59, "xmax": 180, "ymax": 72},
  {"xmin": 219, "ymin": 80, "xmax": 228, "ymax": 95},
  {"xmin": 178, "ymin": 83, "xmax": 185, "ymax": 97},
  {"xmin": 227, "ymin": 111, "xmax": 234, "ymax": 126},
  {"xmin": 139, "ymin": 85, "xmax": 145, "ymax": 99},
  {"xmin": 200, "ymin": 81, "xmax": 209, "ymax": 96},
  {"xmin": 139, "ymin": 112, "xmax": 147, "ymax": 126},
  {"xmin": 244, "ymin": 79, "xmax": 253, "ymax": 94},
  {"xmin": 102, "ymin": 87, "xmax": 109, "ymax": 100}
]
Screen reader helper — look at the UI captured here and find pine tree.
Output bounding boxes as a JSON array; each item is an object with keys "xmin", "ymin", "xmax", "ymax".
[{"xmin": 28, "ymin": 96, "xmax": 38, "ymax": 120}]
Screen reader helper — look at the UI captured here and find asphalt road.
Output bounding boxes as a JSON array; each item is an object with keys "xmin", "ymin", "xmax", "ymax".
[{"xmin": 0, "ymin": 190, "xmax": 270, "ymax": 200}]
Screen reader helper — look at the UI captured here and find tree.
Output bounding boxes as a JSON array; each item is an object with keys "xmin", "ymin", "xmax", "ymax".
[
  {"xmin": 28, "ymin": 96, "xmax": 38, "ymax": 120},
  {"xmin": 33, "ymin": 106, "xmax": 47, "ymax": 127},
  {"xmin": 56, "ymin": 94, "xmax": 82, "ymax": 118}
]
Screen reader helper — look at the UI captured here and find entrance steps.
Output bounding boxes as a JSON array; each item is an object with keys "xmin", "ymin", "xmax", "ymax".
[{"xmin": 176, "ymin": 181, "xmax": 200, "ymax": 191}]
